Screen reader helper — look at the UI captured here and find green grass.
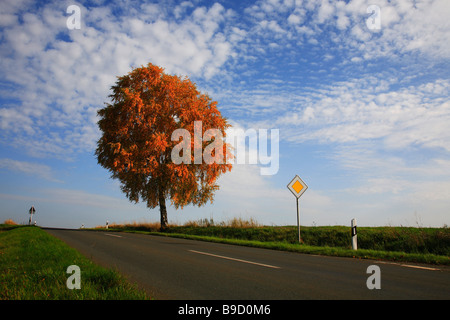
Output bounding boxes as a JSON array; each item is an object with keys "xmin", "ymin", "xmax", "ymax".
[
  {"xmin": 103, "ymin": 221, "xmax": 450, "ymax": 266},
  {"xmin": 0, "ymin": 225, "xmax": 150, "ymax": 300},
  {"xmin": 163, "ymin": 225, "xmax": 450, "ymax": 256}
]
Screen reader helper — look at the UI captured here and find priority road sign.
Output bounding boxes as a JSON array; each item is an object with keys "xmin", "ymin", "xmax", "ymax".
[
  {"xmin": 287, "ymin": 175, "xmax": 308, "ymax": 243},
  {"xmin": 287, "ymin": 175, "xmax": 308, "ymax": 199}
]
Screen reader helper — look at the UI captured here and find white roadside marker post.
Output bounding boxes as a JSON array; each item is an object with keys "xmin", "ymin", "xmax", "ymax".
[
  {"xmin": 351, "ymin": 218, "xmax": 357, "ymax": 250},
  {"xmin": 29, "ymin": 206, "xmax": 36, "ymax": 225}
]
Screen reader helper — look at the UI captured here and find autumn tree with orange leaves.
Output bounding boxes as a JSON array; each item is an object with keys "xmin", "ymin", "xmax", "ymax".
[{"xmin": 96, "ymin": 63, "xmax": 232, "ymax": 230}]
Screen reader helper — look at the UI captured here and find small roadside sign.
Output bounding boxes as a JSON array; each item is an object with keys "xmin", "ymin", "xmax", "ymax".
[
  {"xmin": 287, "ymin": 175, "xmax": 308, "ymax": 199},
  {"xmin": 287, "ymin": 175, "xmax": 308, "ymax": 243}
]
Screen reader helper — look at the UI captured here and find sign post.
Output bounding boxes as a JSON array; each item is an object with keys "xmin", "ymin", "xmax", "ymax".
[{"xmin": 287, "ymin": 175, "xmax": 308, "ymax": 243}]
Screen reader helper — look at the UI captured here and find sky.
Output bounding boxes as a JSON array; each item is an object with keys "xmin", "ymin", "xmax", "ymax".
[{"xmin": 0, "ymin": 0, "xmax": 449, "ymax": 229}]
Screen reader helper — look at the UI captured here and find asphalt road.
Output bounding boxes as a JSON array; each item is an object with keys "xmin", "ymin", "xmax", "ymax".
[{"xmin": 44, "ymin": 228, "xmax": 450, "ymax": 300}]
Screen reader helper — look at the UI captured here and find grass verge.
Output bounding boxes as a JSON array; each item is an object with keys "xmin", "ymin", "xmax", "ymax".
[
  {"xmin": 100, "ymin": 220, "xmax": 449, "ymax": 266},
  {"xmin": 0, "ymin": 225, "xmax": 150, "ymax": 300},
  {"xmin": 127, "ymin": 231, "xmax": 449, "ymax": 265}
]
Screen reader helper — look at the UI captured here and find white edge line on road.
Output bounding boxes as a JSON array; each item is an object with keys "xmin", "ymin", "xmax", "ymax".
[
  {"xmin": 188, "ymin": 250, "xmax": 281, "ymax": 269},
  {"xmin": 399, "ymin": 264, "xmax": 440, "ymax": 271},
  {"xmin": 377, "ymin": 260, "xmax": 440, "ymax": 271},
  {"xmin": 104, "ymin": 233, "xmax": 122, "ymax": 238}
]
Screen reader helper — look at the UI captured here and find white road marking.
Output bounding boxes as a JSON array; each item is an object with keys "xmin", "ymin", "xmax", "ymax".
[
  {"xmin": 189, "ymin": 250, "xmax": 281, "ymax": 269},
  {"xmin": 400, "ymin": 264, "xmax": 440, "ymax": 271},
  {"xmin": 104, "ymin": 233, "xmax": 122, "ymax": 238},
  {"xmin": 377, "ymin": 260, "xmax": 440, "ymax": 271}
]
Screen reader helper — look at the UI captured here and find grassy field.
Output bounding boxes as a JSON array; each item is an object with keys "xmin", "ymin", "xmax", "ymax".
[
  {"xmin": 102, "ymin": 218, "xmax": 450, "ymax": 265},
  {"xmin": 0, "ymin": 224, "xmax": 150, "ymax": 300}
]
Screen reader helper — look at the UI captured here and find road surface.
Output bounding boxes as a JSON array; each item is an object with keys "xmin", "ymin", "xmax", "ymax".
[{"xmin": 44, "ymin": 228, "xmax": 449, "ymax": 300}]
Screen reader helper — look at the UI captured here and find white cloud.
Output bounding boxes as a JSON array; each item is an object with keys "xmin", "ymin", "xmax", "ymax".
[
  {"xmin": 0, "ymin": 158, "xmax": 61, "ymax": 182},
  {"xmin": 328, "ymin": 142, "xmax": 450, "ymax": 226},
  {"xmin": 275, "ymin": 77, "xmax": 450, "ymax": 152},
  {"xmin": 316, "ymin": 0, "xmax": 334, "ymax": 23},
  {"xmin": 0, "ymin": 1, "xmax": 243, "ymax": 159},
  {"xmin": 244, "ymin": 0, "xmax": 450, "ymax": 61},
  {"xmin": 2, "ymin": 0, "xmax": 448, "ymax": 161},
  {"xmin": 287, "ymin": 13, "xmax": 302, "ymax": 25}
]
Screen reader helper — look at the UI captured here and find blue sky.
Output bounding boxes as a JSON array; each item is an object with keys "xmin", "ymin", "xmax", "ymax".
[{"xmin": 1, "ymin": 0, "xmax": 449, "ymax": 228}]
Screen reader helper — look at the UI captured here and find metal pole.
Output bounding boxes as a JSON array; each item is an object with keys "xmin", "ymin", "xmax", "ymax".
[{"xmin": 296, "ymin": 197, "xmax": 301, "ymax": 243}]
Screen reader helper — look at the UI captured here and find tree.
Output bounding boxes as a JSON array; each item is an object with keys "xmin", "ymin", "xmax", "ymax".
[{"xmin": 95, "ymin": 63, "xmax": 232, "ymax": 230}]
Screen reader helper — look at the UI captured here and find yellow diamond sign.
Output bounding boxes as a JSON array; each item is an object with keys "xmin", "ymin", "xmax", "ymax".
[
  {"xmin": 292, "ymin": 181, "xmax": 303, "ymax": 193},
  {"xmin": 287, "ymin": 175, "xmax": 308, "ymax": 198}
]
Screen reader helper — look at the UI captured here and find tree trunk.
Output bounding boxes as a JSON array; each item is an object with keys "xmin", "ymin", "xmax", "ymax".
[{"xmin": 159, "ymin": 185, "xmax": 168, "ymax": 231}]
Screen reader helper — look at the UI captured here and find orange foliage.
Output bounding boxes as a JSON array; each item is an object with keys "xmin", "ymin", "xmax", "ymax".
[{"xmin": 96, "ymin": 63, "xmax": 232, "ymax": 229}]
